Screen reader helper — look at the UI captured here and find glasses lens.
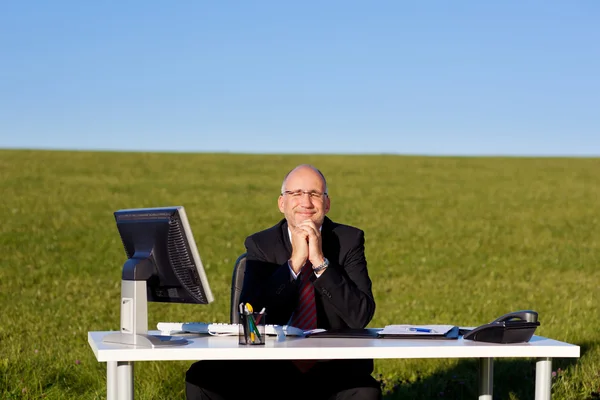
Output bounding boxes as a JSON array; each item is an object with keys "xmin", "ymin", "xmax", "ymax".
[{"xmin": 284, "ymin": 190, "xmax": 326, "ymax": 199}]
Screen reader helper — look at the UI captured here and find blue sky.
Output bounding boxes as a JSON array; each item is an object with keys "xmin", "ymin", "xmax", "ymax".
[{"xmin": 1, "ymin": 1, "xmax": 598, "ymax": 156}]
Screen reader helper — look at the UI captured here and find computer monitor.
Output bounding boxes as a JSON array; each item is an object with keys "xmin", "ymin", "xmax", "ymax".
[{"xmin": 103, "ymin": 206, "xmax": 214, "ymax": 348}]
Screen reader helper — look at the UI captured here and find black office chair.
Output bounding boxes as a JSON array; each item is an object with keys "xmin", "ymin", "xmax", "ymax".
[{"xmin": 230, "ymin": 253, "xmax": 247, "ymax": 324}]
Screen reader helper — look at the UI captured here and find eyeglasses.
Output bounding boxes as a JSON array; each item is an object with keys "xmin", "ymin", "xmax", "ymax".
[{"xmin": 281, "ymin": 190, "xmax": 328, "ymax": 200}]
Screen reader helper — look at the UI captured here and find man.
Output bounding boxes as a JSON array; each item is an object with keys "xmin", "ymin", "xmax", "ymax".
[{"xmin": 186, "ymin": 164, "xmax": 381, "ymax": 400}]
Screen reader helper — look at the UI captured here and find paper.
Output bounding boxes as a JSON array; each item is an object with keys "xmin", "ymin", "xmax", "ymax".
[
  {"xmin": 378, "ymin": 324, "xmax": 456, "ymax": 336},
  {"xmin": 304, "ymin": 328, "xmax": 327, "ymax": 335}
]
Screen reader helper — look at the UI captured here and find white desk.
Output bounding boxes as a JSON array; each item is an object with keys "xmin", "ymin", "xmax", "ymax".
[{"xmin": 88, "ymin": 330, "xmax": 579, "ymax": 400}]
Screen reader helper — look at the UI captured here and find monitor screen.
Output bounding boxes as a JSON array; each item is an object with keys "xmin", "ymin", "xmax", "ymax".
[{"xmin": 114, "ymin": 206, "xmax": 214, "ymax": 305}]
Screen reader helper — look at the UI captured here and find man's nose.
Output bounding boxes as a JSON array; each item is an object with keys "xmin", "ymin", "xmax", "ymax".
[{"xmin": 299, "ymin": 193, "xmax": 314, "ymax": 206}]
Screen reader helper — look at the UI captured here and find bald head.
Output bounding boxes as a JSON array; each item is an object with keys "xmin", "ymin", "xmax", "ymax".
[{"xmin": 281, "ymin": 164, "xmax": 328, "ymax": 195}]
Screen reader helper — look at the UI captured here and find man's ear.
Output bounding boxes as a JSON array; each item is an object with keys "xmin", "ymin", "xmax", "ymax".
[
  {"xmin": 278, "ymin": 195, "xmax": 285, "ymax": 213},
  {"xmin": 324, "ymin": 196, "xmax": 331, "ymax": 214}
]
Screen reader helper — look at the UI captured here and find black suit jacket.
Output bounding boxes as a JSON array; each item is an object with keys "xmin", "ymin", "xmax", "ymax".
[{"xmin": 240, "ymin": 216, "xmax": 376, "ymax": 375}]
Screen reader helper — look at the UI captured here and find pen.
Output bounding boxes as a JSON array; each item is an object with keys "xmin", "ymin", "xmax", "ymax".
[
  {"xmin": 255, "ymin": 307, "xmax": 266, "ymax": 325},
  {"xmin": 239, "ymin": 303, "xmax": 252, "ymax": 343},
  {"xmin": 241, "ymin": 313, "xmax": 249, "ymax": 343},
  {"xmin": 409, "ymin": 327, "xmax": 434, "ymax": 333},
  {"xmin": 248, "ymin": 313, "xmax": 262, "ymax": 343}
]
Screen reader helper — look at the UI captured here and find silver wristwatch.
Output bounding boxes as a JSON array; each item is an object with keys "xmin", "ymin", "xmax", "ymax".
[{"xmin": 313, "ymin": 258, "xmax": 329, "ymax": 273}]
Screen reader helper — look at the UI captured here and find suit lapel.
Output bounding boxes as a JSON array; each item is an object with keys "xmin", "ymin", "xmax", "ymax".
[
  {"xmin": 280, "ymin": 220, "xmax": 293, "ymax": 256},
  {"xmin": 320, "ymin": 217, "xmax": 333, "ymax": 254}
]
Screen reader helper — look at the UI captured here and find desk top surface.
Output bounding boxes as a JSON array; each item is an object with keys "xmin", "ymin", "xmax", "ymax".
[{"xmin": 88, "ymin": 330, "xmax": 580, "ymax": 362}]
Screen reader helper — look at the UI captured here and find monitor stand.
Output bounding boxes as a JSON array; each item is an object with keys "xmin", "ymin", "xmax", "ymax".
[{"xmin": 103, "ymin": 280, "xmax": 188, "ymax": 348}]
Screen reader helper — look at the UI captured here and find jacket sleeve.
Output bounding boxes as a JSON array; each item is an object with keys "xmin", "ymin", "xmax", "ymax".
[
  {"xmin": 239, "ymin": 235, "xmax": 299, "ymax": 325},
  {"xmin": 312, "ymin": 229, "xmax": 376, "ymax": 328}
]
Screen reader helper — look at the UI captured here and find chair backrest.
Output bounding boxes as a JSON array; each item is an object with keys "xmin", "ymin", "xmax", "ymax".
[{"xmin": 230, "ymin": 253, "xmax": 247, "ymax": 324}]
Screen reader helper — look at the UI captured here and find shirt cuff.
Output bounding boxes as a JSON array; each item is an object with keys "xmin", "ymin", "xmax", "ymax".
[{"xmin": 288, "ymin": 260, "xmax": 299, "ymax": 280}]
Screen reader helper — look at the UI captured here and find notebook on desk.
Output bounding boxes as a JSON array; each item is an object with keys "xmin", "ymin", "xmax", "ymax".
[
  {"xmin": 304, "ymin": 328, "xmax": 382, "ymax": 338},
  {"xmin": 304, "ymin": 325, "xmax": 459, "ymax": 340}
]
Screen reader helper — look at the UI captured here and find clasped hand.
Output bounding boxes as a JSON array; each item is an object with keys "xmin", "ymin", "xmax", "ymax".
[{"xmin": 289, "ymin": 220, "xmax": 324, "ymax": 274}]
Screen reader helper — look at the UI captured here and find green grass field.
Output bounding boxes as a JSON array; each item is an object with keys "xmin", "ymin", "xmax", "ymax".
[{"xmin": 1, "ymin": 149, "xmax": 598, "ymax": 399}]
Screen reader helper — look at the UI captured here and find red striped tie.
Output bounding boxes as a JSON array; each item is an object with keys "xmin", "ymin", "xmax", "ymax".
[
  {"xmin": 290, "ymin": 263, "xmax": 317, "ymax": 330},
  {"xmin": 290, "ymin": 263, "xmax": 318, "ymax": 373}
]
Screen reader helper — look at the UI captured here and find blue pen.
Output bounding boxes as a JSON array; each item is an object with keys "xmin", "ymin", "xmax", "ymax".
[{"xmin": 409, "ymin": 327, "xmax": 433, "ymax": 333}]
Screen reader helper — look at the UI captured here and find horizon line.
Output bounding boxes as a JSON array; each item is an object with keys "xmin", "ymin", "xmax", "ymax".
[{"xmin": 1, "ymin": 146, "xmax": 599, "ymax": 159}]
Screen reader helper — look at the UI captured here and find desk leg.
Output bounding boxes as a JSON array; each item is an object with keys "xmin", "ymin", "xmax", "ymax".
[
  {"xmin": 117, "ymin": 361, "xmax": 134, "ymax": 400},
  {"xmin": 478, "ymin": 357, "xmax": 494, "ymax": 400},
  {"xmin": 107, "ymin": 361, "xmax": 118, "ymax": 400},
  {"xmin": 535, "ymin": 358, "xmax": 552, "ymax": 400}
]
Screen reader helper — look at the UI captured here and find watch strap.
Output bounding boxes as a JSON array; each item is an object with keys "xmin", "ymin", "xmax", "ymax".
[{"xmin": 313, "ymin": 258, "xmax": 329, "ymax": 273}]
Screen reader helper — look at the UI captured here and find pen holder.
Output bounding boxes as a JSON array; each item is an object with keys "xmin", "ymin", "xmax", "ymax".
[{"xmin": 239, "ymin": 312, "xmax": 266, "ymax": 345}]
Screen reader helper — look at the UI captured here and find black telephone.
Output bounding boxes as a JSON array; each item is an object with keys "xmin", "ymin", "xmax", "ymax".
[{"xmin": 463, "ymin": 310, "xmax": 540, "ymax": 343}]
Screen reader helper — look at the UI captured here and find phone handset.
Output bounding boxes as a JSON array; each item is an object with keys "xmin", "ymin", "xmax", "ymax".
[{"xmin": 491, "ymin": 310, "xmax": 538, "ymax": 324}]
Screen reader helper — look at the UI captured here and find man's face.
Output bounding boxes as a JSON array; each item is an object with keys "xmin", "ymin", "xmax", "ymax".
[{"xmin": 278, "ymin": 167, "xmax": 330, "ymax": 229}]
